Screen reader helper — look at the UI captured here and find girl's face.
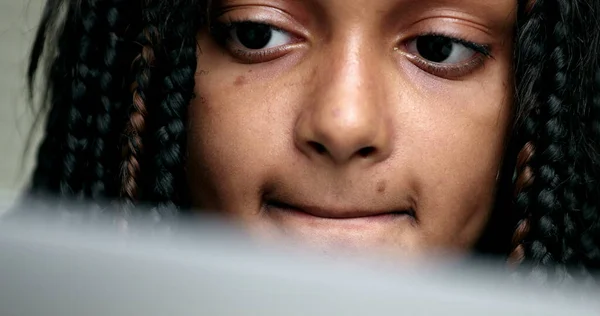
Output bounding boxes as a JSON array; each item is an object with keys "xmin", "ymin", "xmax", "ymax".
[{"xmin": 189, "ymin": 0, "xmax": 516, "ymax": 257}]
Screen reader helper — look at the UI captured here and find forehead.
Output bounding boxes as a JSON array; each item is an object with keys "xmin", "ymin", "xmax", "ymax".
[
  {"xmin": 215, "ymin": 0, "xmax": 517, "ymax": 30},
  {"xmin": 215, "ymin": 0, "xmax": 517, "ymax": 12}
]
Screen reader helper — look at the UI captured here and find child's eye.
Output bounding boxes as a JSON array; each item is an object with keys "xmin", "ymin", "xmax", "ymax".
[
  {"xmin": 229, "ymin": 22, "xmax": 291, "ymax": 50},
  {"xmin": 406, "ymin": 35, "xmax": 476, "ymax": 64},
  {"xmin": 211, "ymin": 21, "xmax": 296, "ymax": 63},
  {"xmin": 402, "ymin": 35, "xmax": 491, "ymax": 79}
]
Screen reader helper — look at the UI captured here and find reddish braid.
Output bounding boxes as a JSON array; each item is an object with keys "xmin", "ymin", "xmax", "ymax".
[{"xmin": 120, "ymin": 25, "xmax": 158, "ymax": 204}]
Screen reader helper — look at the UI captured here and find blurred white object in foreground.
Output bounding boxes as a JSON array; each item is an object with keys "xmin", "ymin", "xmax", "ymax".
[{"xmin": 0, "ymin": 202, "xmax": 598, "ymax": 316}]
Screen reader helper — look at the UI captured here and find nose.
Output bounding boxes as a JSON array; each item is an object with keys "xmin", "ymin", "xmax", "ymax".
[{"xmin": 294, "ymin": 42, "xmax": 393, "ymax": 165}]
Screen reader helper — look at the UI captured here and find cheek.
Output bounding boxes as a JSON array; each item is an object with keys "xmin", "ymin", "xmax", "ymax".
[
  {"xmin": 187, "ymin": 44, "xmax": 303, "ymax": 213},
  {"xmin": 404, "ymin": 75, "xmax": 512, "ymax": 249},
  {"xmin": 187, "ymin": 82, "xmax": 271, "ymax": 212}
]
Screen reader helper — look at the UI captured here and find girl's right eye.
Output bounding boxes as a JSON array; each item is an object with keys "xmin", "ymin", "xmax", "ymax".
[
  {"xmin": 230, "ymin": 22, "xmax": 291, "ymax": 50},
  {"xmin": 212, "ymin": 21, "xmax": 295, "ymax": 63}
]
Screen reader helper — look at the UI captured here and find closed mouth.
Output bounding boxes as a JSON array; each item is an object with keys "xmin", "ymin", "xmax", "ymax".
[{"xmin": 264, "ymin": 199, "xmax": 416, "ymax": 220}]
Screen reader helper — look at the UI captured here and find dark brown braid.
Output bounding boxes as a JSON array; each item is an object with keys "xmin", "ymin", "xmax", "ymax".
[
  {"xmin": 508, "ymin": 142, "xmax": 535, "ymax": 267},
  {"xmin": 119, "ymin": 23, "xmax": 158, "ymax": 203}
]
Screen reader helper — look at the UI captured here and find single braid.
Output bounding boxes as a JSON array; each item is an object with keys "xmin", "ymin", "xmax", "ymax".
[
  {"xmin": 86, "ymin": 0, "xmax": 131, "ymax": 203},
  {"xmin": 578, "ymin": 69, "xmax": 600, "ymax": 266},
  {"xmin": 527, "ymin": 0, "xmax": 572, "ymax": 273},
  {"xmin": 62, "ymin": 0, "xmax": 106, "ymax": 197},
  {"xmin": 508, "ymin": 142, "xmax": 535, "ymax": 267},
  {"xmin": 145, "ymin": 1, "xmax": 200, "ymax": 215},
  {"xmin": 572, "ymin": 9, "xmax": 600, "ymax": 273},
  {"xmin": 119, "ymin": 5, "xmax": 160, "ymax": 205},
  {"xmin": 508, "ymin": 0, "xmax": 548, "ymax": 267}
]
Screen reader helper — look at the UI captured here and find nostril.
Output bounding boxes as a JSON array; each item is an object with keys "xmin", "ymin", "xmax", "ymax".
[
  {"xmin": 357, "ymin": 146, "xmax": 376, "ymax": 158},
  {"xmin": 308, "ymin": 141, "xmax": 327, "ymax": 154}
]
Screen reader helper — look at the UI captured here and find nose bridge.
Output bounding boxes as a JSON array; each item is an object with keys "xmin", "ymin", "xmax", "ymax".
[
  {"xmin": 321, "ymin": 35, "xmax": 378, "ymax": 117},
  {"xmin": 295, "ymin": 33, "xmax": 392, "ymax": 165}
]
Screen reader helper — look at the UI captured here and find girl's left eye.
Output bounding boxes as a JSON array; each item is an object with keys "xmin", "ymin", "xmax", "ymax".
[
  {"xmin": 229, "ymin": 22, "xmax": 292, "ymax": 50},
  {"xmin": 406, "ymin": 35, "xmax": 477, "ymax": 64}
]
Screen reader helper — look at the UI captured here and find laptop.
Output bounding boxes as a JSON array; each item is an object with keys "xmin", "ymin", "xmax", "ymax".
[{"xmin": 0, "ymin": 202, "xmax": 598, "ymax": 316}]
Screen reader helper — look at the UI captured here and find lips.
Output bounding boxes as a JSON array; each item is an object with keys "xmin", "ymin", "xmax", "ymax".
[
  {"xmin": 259, "ymin": 188, "xmax": 418, "ymax": 253},
  {"xmin": 263, "ymin": 198, "xmax": 416, "ymax": 220}
]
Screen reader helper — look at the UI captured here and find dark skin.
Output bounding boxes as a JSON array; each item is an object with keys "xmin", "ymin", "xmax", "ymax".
[{"xmin": 188, "ymin": 0, "xmax": 516, "ymax": 259}]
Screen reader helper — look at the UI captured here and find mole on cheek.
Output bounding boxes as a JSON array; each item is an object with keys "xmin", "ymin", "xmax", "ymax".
[
  {"xmin": 234, "ymin": 75, "xmax": 247, "ymax": 86},
  {"xmin": 195, "ymin": 95, "xmax": 212, "ymax": 113},
  {"xmin": 377, "ymin": 181, "xmax": 386, "ymax": 193}
]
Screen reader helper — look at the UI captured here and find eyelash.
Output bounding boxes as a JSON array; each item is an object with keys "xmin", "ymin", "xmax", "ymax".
[
  {"xmin": 402, "ymin": 32, "xmax": 493, "ymax": 79},
  {"xmin": 210, "ymin": 19, "xmax": 298, "ymax": 63},
  {"xmin": 421, "ymin": 32, "xmax": 492, "ymax": 57},
  {"xmin": 210, "ymin": 20, "xmax": 493, "ymax": 78}
]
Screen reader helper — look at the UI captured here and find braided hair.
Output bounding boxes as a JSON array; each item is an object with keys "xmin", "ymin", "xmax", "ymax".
[
  {"xmin": 504, "ymin": 0, "xmax": 600, "ymax": 281},
  {"xmin": 25, "ymin": 0, "xmax": 600, "ymax": 280},
  {"xmin": 28, "ymin": 0, "xmax": 202, "ymax": 213}
]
